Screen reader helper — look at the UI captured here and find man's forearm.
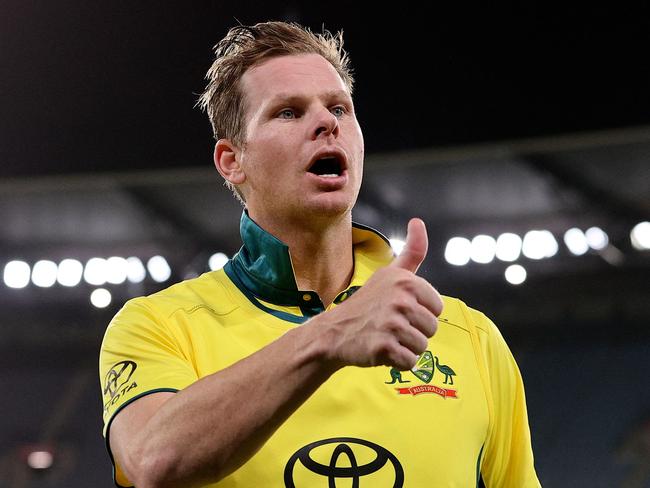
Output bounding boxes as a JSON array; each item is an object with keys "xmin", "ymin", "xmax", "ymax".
[{"xmin": 125, "ymin": 319, "xmax": 338, "ymax": 488}]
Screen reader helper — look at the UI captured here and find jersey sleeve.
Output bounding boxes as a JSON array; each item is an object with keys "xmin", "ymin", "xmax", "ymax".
[
  {"xmin": 99, "ymin": 297, "xmax": 199, "ymax": 487},
  {"xmin": 475, "ymin": 312, "xmax": 541, "ymax": 487}
]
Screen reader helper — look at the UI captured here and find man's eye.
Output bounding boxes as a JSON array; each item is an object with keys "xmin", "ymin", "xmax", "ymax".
[
  {"xmin": 278, "ymin": 109, "xmax": 296, "ymax": 119},
  {"xmin": 331, "ymin": 106, "xmax": 346, "ymax": 117}
]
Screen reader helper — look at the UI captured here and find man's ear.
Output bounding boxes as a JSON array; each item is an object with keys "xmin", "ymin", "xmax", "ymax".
[{"xmin": 214, "ymin": 139, "xmax": 246, "ymax": 185}]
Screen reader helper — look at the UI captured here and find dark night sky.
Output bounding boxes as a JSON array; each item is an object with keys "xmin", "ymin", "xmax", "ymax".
[{"xmin": 2, "ymin": 2, "xmax": 650, "ymax": 178}]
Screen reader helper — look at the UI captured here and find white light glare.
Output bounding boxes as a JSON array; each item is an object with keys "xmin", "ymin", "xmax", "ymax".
[
  {"xmin": 57, "ymin": 259, "xmax": 83, "ymax": 287},
  {"xmin": 495, "ymin": 233, "xmax": 522, "ymax": 262},
  {"xmin": 27, "ymin": 450, "xmax": 53, "ymax": 470},
  {"xmin": 505, "ymin": 264, "xmax": 527, "ymax": 285},
  {"xmin": 126, "ymin": 257, "xmax": 146, "ymax": 283},
  {"xmin": 630, "ymin": 222, "xmax": 650, "ymax": 250},
  {"xmin": 90, "ymin": 288, "xmax": 112, "ymax": 308},
  {"xmin": 209, "ymin": 252, "xmax": 229, "ymax": 271},
  {"xmin": 4, "ymin": 261, "xmax": 31, "ymax": 289},
  {"xmin": 389, "ymin": 238, "xmax": 406, "ymax": 256},
  {"xmin": 564, "ymin": 228, "xmax": 589, "ymax": 256},
  {"xmin": 522, "ymin": 230, "xmax": 558, "ymax": 260},
  {"xmin": 106, "ymin": 257, "xmax": 128, "ymax": 285},
  {"xmin": 147, "ymin": 256, "xmax": 171, "ymax": 283},
  {"xmin": 470, "ymin": 235, "xmax": 497, "ymax": 264},
  {"xmin": 586, "ymin": 227, "xmax": 609, "ymax": 250},
  {"xmin": 445, "ymin": 237, "xmax": 471, "ymax": 266},
  {"xmin": 84, "ymin": 258, "xmax": 108, "ymax": 286},
  {"xmin": 31, "ymin": 260, "xmax": 58, "ymax": 288}
]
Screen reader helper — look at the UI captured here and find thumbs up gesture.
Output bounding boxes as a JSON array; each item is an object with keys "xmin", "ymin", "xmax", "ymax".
[
  {"xmin": 312, "ymin": 218, "xmax": 444, "ymax": 372},
  {"xmin": 392, "ymin": 218, "xmax": 429, "ymax": 273}
]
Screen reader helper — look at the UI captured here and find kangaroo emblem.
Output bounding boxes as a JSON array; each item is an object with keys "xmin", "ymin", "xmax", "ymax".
[{"xmin": 384, "ymin": 368, "xmax": 410, "ymax": 384}]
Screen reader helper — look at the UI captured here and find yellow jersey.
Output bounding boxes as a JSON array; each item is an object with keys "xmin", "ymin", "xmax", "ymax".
[{"xmin": 100, "ymin": 211, "xmax": 540, "ymax": 487}]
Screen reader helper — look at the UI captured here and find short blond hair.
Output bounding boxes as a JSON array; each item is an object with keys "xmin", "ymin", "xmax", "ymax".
[{"xmin": 197, "ymin": 21, "xmax": 354, "ymax": 201}]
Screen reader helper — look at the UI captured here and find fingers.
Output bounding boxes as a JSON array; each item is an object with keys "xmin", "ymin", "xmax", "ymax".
[
  {"xmin": 392, "ymin": 348, "xmax": 419, "ymax": 371},
  {"xmin": 382, "ymin": 322, "xmax": 428, "ymax": 370},
  {"xmin": 374, "ymin": 333, "xmax": 421, "ymax": 371},
  {"xmin": 390, "ymin": 218, "xmax": 428, "ymax": 274},
  {"xmin": 396, "ymin": 326, "xmax": 429, "ymax": 357},
  {"xmin": 386, "ymin": 346, "xmax": 419, "ymax": 371},
  {"xmin": 387, "ymin": 288, "xmax": 440, "ymax": 370},
  {"xmin": 404, "ymin": 301, "xmax": 439, "ymax": 338},
  {"xmin": 410, "ymin": 276, "xmax": 444, "ymax": 317}
]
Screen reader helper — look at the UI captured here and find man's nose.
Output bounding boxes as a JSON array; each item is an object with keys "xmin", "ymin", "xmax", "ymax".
[{"xmin": 313, "ymin": 108, "xmax": 340, "ymax": 139}]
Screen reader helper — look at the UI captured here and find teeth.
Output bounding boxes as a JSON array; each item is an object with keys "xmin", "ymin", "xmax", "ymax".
[{"xmin": 320, "ymin": 174, "xmax": 339, "ymax": 178}]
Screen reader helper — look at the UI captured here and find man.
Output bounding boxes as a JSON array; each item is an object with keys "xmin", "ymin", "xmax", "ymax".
[{"xmin": 100, "ymin": 21, "xmax": 540, "ymax": 487}]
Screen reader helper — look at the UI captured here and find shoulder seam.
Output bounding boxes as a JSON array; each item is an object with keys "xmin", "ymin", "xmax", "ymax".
[{"xmin": 457, "ymin": 298, "xmax": 490, "ymax": 335}]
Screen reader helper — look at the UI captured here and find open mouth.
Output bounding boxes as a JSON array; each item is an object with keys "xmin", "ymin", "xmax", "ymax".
[{"xmin": 308, "ymin": 156, "xmax": 344, "ymax": 178}]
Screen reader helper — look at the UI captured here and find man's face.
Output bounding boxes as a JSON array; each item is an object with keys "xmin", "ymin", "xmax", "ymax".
[{"xmin": 235, "ymin": 53, "xmax": 364, "ymax": 225}]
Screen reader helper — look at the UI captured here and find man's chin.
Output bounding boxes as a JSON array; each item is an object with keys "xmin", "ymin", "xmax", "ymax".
[{"xmin": 302, "ymin": 192, "xmax": 355, "ymax": 217}]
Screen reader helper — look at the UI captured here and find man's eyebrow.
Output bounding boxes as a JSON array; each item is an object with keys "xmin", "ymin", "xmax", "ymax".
[{"xmin": 267, "ymin": 90, "xmax": 352, "ymax": 106}]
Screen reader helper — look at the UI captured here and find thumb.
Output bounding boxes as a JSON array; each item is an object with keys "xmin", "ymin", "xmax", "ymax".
[{"xmin": 391, "ymin": 218, "xmax": 428, "ymax": 273}]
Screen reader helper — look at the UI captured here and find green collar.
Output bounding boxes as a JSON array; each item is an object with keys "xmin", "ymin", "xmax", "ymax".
[{"xmin": 224, "ymin": 210, "xmax": 392, "ymax": 321}]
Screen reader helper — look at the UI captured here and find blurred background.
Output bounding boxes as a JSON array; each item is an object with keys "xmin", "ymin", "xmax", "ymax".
[{"xmin": 1, "ymin": 2, "xmax": 649, "ymax": 487}]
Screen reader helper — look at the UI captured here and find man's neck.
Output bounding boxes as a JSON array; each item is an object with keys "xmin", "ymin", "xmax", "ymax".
[{"xmin": 247, "ymin": 210, "xmax": 354, "ymax": 307}]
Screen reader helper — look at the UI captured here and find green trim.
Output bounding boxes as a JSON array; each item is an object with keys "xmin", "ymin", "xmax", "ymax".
[
  {"xmin": 104, "ymin": 388, "xmax": 179, "ymax": 488},
  {"xmin": 223, "ymin": 262, "xmax": 308, "ymax": 324},
  {"xmin": 233, "ymin": 211, "xmax": 303, "ymax": 305},
  {"xmin": 226, "ymin": 210, "xmax": 391, "ymax": 323},
  {"xmin": 475, "ymin": 444, "xmax": 485, "ymax": 488},
  {"xmin": 351, "ymin": 221, "xmax": 391, "ymax": 247}
]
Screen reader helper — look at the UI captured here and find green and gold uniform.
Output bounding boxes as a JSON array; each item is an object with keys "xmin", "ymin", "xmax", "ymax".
[{"xmin": 100, "ymin": 211, "xmax": 540, "ymax": 487}]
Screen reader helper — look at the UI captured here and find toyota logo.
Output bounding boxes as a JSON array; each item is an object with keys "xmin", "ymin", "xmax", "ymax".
[
  {"xmin": 284, "ymin": 437, "xmax": 404, "ymax": 487},
  {"xmin": 103, "ymin": 360, "xmax": 137, "ymax": 399}
]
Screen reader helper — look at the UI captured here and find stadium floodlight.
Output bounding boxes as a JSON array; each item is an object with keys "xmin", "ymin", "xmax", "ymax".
[
  {"xmin": 585, "ymin": 227, "xmax": 608, "ymax": 251},
  {"xmin": 505, "ymin": 264, "xmax": 527, "ymax": 285},
  {"xmin": 444, "ymin": 237, "xmax": 471, "ymax": 266},
  {"xmin": 630, "ymin": 221, "xmax": 650, "ymax": 250},
  {"xmin": 4, "ymin": 260, "xmax": 31, "ymax": 289},
  {"xmin": 147, "ymin": 256, "xmax": 172, "ymax": 283},
  {"xmin": 106, "ymin": 257, "xmax": 128, "ymax": 285},
  {"xmin": 84, "ymin": 257, "xmax": 108, "ymax": 286},
  {"xmin": 57, "ymin": 259, "xmax": 83, "ymax": 287},
  {"xmin": 522, "ymin": 230, "xmax": 558, "ymax": 260},
  {"xmin": 31, "ymin": 260, "xmax": 58, "ymax": 288},
  {"xmin": 27, "ymin": 450, "xmax": 53, "ymax": 470},
  {"xmin": 470, "ymin": 235, "xmax": 496, "ymax": 264},
  {"xmin": 563, "ymin": 228, "xmax": 589, "ymax": 256},
  {"xmin": 126, "ymin": 257, "xmax": 146, "ymax": 283},
  {"xmin": 209, "ymin": 252, "xmax": 229, "ymax": 271},
  {"xmin": 389, "ymin": 238, "xmax": 406, "ymax": 256},
  {"xmin": 542, "ymin": 231, "xmax": 558, "ymax": 257},
  {"xmin": 90, "ymin": 288, "xmax": 112, "ymax": 308},
  {"xmin": 495, "ymin": 233, "xmax": 522, "ymax": 262}
]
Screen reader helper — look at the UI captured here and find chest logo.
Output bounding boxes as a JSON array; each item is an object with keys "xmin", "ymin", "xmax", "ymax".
[
  {"xmin": 284, "ymin": 437, "xmax": 403, "ymax": 487},
  {"xmin": 385, "ymin": 351, "xmax": 458, "ymax": 399}
]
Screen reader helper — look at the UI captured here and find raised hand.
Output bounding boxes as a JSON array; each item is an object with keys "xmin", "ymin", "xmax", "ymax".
[{"xmin": 317, "ymin": 218, "xmax": 444, "ymax": 371}]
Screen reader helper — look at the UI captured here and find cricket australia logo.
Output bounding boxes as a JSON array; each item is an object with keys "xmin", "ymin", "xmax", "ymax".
[{"xmin": 385, "ymin": 351, "xmax": 458, "ymax": 399}]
